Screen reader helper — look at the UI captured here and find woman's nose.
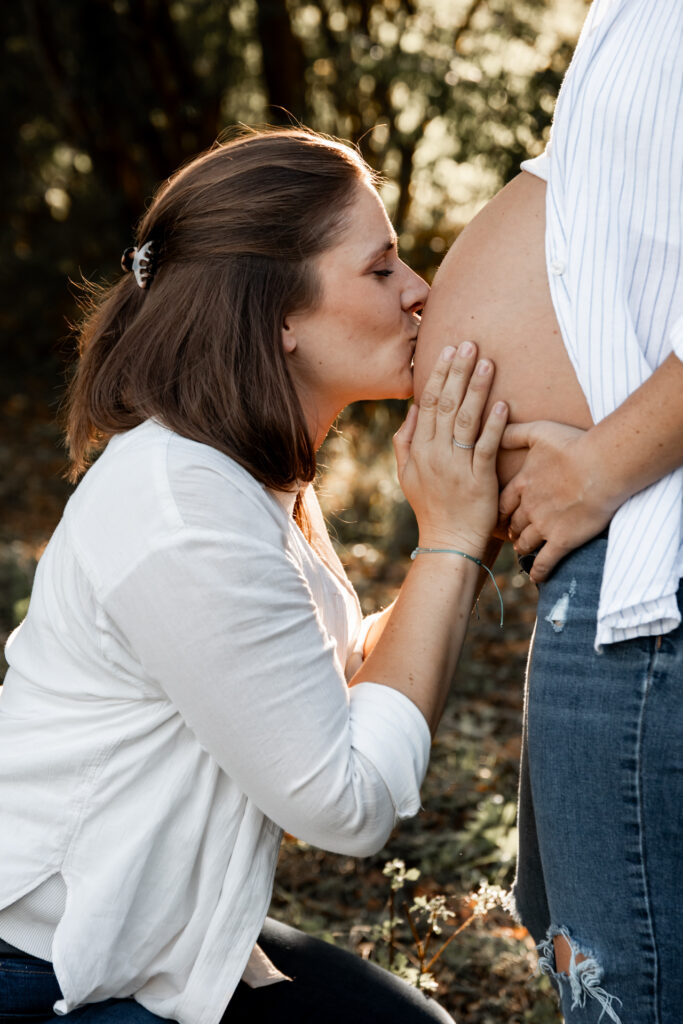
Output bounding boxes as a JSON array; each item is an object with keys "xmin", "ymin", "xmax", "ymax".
[{"xmin": 402, "ymin": 266, "xmax": 430, "ymax": 315}]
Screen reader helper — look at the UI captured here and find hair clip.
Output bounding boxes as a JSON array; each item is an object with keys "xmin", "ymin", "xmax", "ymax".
[{"xmin": 120, "ymin": 241, "xmax": 156, "ymax": 290}]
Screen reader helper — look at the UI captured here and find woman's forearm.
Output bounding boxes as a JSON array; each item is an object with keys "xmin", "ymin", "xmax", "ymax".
[
  {"xmin": 362, "ymin": 601, "xmax": 394, "ymax": 658},
  {"xmin": 351, "ymin": 552, "xmax": 479, "ymax": 736},
  {"xmin": 360, "ymin": 536, "xmax": 502, "ymax": 660},
  {"xmin": 586, "ymin": 352, "xmax": 683, "ymax": 505}
]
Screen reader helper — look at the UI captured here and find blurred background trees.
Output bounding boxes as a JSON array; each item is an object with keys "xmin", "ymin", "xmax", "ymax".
[
  {"xmin": 2, "ymin": 4, "xmax": 588, "ymax": 1018},
  {"xmin": 3, "ymin": 0, "xmax": 586, "ymax": 378}
]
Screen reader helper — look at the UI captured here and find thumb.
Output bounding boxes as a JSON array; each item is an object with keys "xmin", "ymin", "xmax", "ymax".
[
  {"xmin": 393, "ymin": 403, "xmax": 418, "ymax": 476},
  {"xmin": 501, "ymin": 422, "xmax": 533, "ymax": 450}
]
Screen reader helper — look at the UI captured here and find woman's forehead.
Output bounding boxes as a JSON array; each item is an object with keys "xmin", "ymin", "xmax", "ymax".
[{"xmin": 326, "ymin": 185, "xmax": 395, "ymax": 265}]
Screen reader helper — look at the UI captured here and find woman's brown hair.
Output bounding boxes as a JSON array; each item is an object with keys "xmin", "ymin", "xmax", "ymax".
[{"xmin": 65, "ymin": 127, "xmax": 374, "ymax": 528}]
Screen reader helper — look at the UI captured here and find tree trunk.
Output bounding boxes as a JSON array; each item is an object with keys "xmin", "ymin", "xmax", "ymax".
[{"xmin": 255, "ymin": 0, "xmax": 307, "ymax": 123}]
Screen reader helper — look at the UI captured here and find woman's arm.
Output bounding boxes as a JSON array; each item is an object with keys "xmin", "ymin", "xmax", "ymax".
[
  {"xmin": 349, "ymin": 343, "xmax": 508, "ymax": 733},
  {"xmin": 359, "ymin": 536, "xmax": 504, "ymax": 660},
  {"xmin": 499, "ymin": 352, "xmax": 683, "ymax": 581}
]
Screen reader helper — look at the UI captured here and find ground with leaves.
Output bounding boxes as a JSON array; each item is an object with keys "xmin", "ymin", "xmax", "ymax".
[{"xmin": 0, "ymin": 391, "xmax": 561, "ymax": 1023}]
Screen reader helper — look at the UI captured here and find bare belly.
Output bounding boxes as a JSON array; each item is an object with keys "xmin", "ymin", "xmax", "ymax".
[{"xmin": 412, "ymin": 171, "xmax": 593, "ymax": 486}]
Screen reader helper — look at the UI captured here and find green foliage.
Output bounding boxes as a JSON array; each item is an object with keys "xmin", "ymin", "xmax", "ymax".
[
  {"xmin": 453, "ymin": 796, "xmax": 519, "ymax": 887},
  {"xmin": 2, "ymin": 0, "xmax": 587, "ymax": 374}
]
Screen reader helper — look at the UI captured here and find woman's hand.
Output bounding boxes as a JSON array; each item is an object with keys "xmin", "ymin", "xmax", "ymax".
[
  {"xmin": 498, "ymin": 420, "xmax": 619, "ymax": 581},
  {"xmin": 353, "ymin": 341, "xmax": 507, "ymax": 735},
  {"xmin": 393, "ymin": 342, "xmax": 508, "ymax": 559}
]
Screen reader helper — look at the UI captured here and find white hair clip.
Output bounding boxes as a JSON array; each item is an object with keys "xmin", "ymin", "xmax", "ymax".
[{"xmin": 120, "ymin": 241, "xmax": 156, "ymax": 290}]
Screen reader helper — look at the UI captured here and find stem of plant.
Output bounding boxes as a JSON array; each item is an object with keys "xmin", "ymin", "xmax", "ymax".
[
  {"xmin": 424, "ymin": 914, "xmax": 477, "ymax": 973},
  {"xmin": 423, "ymin": 921, "xmax": 435, "ymax": 962},
  {"xmin": 402, "ymin": 902, "xmax": 424, "ymax": 962}
]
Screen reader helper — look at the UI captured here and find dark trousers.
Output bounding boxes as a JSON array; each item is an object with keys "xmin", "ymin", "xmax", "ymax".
[{"xmin": 0, "ymin": 918, "xmax": 454, "ymax": 1024}]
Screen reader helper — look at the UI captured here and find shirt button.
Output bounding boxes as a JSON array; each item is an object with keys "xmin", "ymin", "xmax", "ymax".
[{"xmin": 550, "ymin": 258, "xmax": 566, "ymax": 275}]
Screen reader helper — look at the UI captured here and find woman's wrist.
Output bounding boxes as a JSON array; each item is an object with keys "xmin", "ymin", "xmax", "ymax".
[
  {"xmin": 574, "ymin": 428, "xmax": 630, "ymax": 518},
  {"xmin": 416, "ymin": 531, "xmax": 489, "ymax": 562}
]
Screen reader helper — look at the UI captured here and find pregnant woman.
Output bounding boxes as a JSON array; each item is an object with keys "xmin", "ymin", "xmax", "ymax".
[
  {"xmin": 0, "ymin": 127, "xmax": 509, "ymax": 1024},
  {"xmin": 413, "ymin": 1, "xmax": 683, "ymax": 1021}
]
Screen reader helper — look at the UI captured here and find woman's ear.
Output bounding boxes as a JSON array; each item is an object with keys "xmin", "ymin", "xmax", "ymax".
[{"xmin": 281, "ymin": 318, "xmax": 297, "ymax": 354}]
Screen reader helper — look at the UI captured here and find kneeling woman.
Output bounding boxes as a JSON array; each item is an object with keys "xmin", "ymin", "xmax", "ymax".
[{"xmin": 0, "ymin": 129, "xmax": 507, "ymax": 1024}]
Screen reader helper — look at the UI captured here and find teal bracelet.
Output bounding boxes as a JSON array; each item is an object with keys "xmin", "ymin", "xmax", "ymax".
[{"xmin": 410, "ymin": 546, "xmax": 504, "ymax": 627}]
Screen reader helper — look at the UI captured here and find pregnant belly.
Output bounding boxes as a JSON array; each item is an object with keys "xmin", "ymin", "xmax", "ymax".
[{"xmin": 412, "ymin": 171, "xmax": 593, "ymax": 487}]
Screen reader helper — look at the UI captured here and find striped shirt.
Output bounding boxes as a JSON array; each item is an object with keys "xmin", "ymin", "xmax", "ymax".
[{"xmin": 521, "ymin": 0, "xmax": 683, "ymax": 648}]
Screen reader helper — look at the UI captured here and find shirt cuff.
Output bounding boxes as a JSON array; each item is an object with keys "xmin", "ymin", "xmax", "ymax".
[
  {"xmin": 595, "ymin": 589, "xmax": 681, "ymax": 649},
  {"xmin": 669, "ymin": 315, "xmax": 683, "ymax": 360},
  {"xmin": 348, "ymin": 682, "xmax": 431, "ymax": 819}
]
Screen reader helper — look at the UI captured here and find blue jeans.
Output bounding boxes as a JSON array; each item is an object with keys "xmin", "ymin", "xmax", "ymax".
[
  {"xmin": 0, "ymin": 918, "xmax": 454, "ymax": 1023},
  {"xmin": 513, "ymin": 534, "xmax": 683, "ymax": 1024},
  {"xmin": 0, "ymin": 950, "xmax": 159, "ymax": 1024}
]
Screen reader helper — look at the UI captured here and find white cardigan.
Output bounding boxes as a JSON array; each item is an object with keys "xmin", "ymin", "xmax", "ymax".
[{"xmin": 0, "ymin": 420, "xmax": 430, "ymax": 1024}]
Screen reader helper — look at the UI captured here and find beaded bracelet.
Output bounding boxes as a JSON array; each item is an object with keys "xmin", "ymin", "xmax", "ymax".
[{"xmin": 410, "ymin": 546, "xmax": 504, "ymax": 627}]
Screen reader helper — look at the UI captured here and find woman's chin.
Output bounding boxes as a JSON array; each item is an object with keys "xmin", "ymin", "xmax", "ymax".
[
  {"xmin": 353, "ymin": 370, "xmax": 414, "ymax": 404},
  {"xmin": 372, "ymin": 382, "xmax": 413, "ymax": 402},
  {"xmin": 393, "ymin": 372, "xmax": 415, "ymax": 401}
]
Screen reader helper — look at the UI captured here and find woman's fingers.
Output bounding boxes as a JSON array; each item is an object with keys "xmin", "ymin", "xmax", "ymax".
[
  {"xmin": 411, "ymin": 345, "xmax": 457, "ymax": 446},
  {"xmin": 446, "ymin": 358, "xmax": 494, "ymax": 448},
  {"xmin": 498, "ymin": 476, "xmax": 521, "ymax": 520},
  {"xmin": 473, "ymin": 401, "xmax": 509, "ymax": 470},
  {"xmin": 529, "ymin": 540, "xmax": 571, "ymax": 583},
  {"xmin": 433, "ymin": 343, "xmax": 480, "ymax": 445},
  {"xmin": 393, "ymin": 403, "xmax": 418, "ymax": 478},
  {"xmin": 509, "ymin": 506, "xmax": 530, "ymax": 539},
  {"xmin": 513, "ymin": 523, "xmax": 545, "ymax": 556}
]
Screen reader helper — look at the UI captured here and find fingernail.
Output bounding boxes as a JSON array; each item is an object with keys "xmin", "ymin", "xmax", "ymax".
[
  {"xmin": 440, "ymin": 345, "xmax": 456, "ymax": 360},
  {"xmin": 458, "ymin": 341, "xmax": 474, "ymax": 357},
  {"xmin": 476, "ymin": 359, "xmax": 491, "ymax": 375},
  {"xmin": 494, "ymin": 401, "xmax": 507, "ymax": 415}
]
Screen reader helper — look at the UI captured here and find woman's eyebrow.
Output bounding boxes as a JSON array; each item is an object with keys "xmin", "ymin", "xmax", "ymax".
[{"xmin": 364, "ymin": 235, "xmax": 398, "ymax": 265}]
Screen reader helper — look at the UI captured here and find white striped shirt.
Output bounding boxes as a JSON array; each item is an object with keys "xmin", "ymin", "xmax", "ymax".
[{"xmin": 521, "ymin": 0, "xmax": 683, "ymax": 648}]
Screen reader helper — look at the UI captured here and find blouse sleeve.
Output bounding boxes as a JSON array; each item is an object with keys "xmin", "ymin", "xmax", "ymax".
[
  {"xmin": 520, "ymin": 149, "xmax": 550, "ymax": 182},
  {"xmin": 102, "ymin": 523, "xmax": 431, "ymax": 857},
  {"xmin": 670, "ymin": 315, "xmax": 683, "ymax": 361}
]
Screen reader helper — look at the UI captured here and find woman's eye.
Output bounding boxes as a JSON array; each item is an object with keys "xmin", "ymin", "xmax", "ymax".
[{"xmin": 373, "ymin": 269, "xmax": 394, "ymax": 278}]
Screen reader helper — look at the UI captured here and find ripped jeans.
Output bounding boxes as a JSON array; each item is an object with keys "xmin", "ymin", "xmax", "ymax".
[{"xmin": 513, "ymin": 534, "xmax": 683, "ymax": 1024}]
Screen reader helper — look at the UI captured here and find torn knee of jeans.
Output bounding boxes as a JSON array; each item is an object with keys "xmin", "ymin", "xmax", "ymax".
[{"xmin": 537, "ymin": 925, "xmax": 623, "ymax": 1023}]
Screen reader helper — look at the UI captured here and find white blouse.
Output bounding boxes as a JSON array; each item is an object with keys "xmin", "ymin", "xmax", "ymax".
[
  {"xmin": 0, "ymin": 419, "xmax": 431, "ymax": 1024},
  {"xmin": 521, "ymin": 0, "xmax": 682, "ymax": 648}
]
